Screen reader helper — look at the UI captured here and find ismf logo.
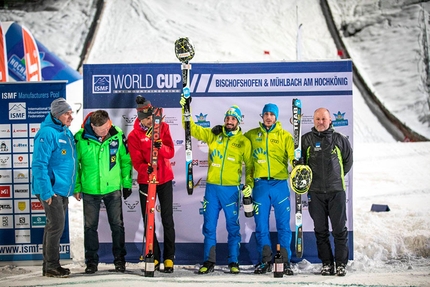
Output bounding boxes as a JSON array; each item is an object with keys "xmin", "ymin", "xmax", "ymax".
[
  {"xmin": 93, "ymin": 75, "xmax": 111, "ymax": 94},
  {"xmin": 9, "ymin": 102, "xmax": 27, "ymax": 120},
  {"xmin": 0, "ymin": 186, "xmax": 11, "ymax": 197}
]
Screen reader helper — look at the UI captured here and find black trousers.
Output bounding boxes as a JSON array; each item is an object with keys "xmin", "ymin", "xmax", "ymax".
[
  {"xmin": 139, "ymin": 181, "xmax": 175, "ymax": 262},
  {"xmin": 308, "ymin": 191, "xmax": 348, "ymax": 266}
]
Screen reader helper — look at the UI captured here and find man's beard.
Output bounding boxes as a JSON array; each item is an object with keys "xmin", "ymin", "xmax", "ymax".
[{"xmin": 225, "ymin": 124, "xmax": 237, "ymax": 133}]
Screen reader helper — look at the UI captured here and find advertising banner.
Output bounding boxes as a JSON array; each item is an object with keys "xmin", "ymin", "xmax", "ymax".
[
  {"xmin": 0, "ymin": 81, "xmax": 71, "ymax": 262},
  {"xmin": 83, "ymin": 61, "xmax": 353, "ymax": 264}
]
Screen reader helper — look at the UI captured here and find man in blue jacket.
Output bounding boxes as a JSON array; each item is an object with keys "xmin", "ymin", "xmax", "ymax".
[{"xmin": 32, "ymin": 98, "xmax": 77, "ymax": 278}]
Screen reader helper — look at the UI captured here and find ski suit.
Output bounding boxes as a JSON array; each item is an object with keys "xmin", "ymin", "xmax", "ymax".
[
  {"xmin": 186, "ymin": 118, "xmax": 253, "ymax": 265},
  {"xmin": 244, "ymin": 121, "xmax": 295, "ymax": 263}
]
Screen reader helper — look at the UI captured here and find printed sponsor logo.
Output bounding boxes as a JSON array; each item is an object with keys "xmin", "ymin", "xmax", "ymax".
[
  {"xmin": 1, "ymin": 215, "xmax": 13, "ymax": 228},
  {"xmin": 0, "ymin": 186, "xmax": 11, "ymax": 198},
  {"xmin": 123, "ymin": 200, "xmax": 139, "ymax": 212},
  {"xmin": 9, "ymin": 102, "xmax": 27, "ymax": 120},
  {"xmin": 32, "ymin": 215, "xmax": 46, "ymax": 227},
  {"xmin": 332, "ymin": 111, "xmax": 349, "ymax": 127},
  {"xmin": 0, "ymin": 141, "xmax": 10, "ymax": 152},
  {"xmin": 194, "ymin": 113, "xmax": 210, "ymax": 128},
  {"xmin": 31, "ymin": 201, "xmax": 44, "ymax": 211},
  {"xmin": 93, "ymin": 75, "xmax": 111, "ymax": 94}
]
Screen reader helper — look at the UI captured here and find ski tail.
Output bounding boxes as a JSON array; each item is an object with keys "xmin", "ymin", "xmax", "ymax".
[{"xmin": 144, "ymin": 107, "xmax": 163, "ymax": 258}]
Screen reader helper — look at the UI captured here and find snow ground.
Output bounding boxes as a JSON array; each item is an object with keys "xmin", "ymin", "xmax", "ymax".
[{"xmin": 0, "ymin": 0, "xmax": 429, "ymax": 286}]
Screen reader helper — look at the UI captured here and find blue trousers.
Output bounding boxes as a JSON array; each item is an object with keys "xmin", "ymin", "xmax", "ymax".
[
  {"xmin": 253, "ymin": 179, "xmax": 292, "ymax": 263},
  {"xmin": 202, "ymin": 183, "xmax": 241, "ymax": 264}
]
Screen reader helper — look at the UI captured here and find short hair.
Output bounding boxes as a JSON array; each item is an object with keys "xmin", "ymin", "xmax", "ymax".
[{"xmin": 90, "ymin": 110, "xmax": 110, "ymax": 127}]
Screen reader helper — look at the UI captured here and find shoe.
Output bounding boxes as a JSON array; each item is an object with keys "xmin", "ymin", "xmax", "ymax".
[
  {"xmin": 283, "ymin": 263, "xmax": 294, "ymax": 276},
  {"xmin": 114, "ymin": 262, "xmax": 126, "ymax": 273},
  {"xmin": 164, "ymin": 259, "xmax": 174, "ymax": 273},
  {"xmin": 321, "ymin": 263, "xmax": 335, "ymax": 276},
  {"xmin": 154, "ymin": 259, "xmax": 160, "ymax": 271},
  {"xmin": 45, "ymin": 266, "xmax": 70, "ymax": 278},
  {"xmin": 336, "ymin": 263, "xmax": 346, "ymax": 276},
  {"xmin": 228, "ymin": 262, "xmax": 240, "ymax": 274},
  {"xmin": 85, "ymin": 264, "xmax": 98, "ymax": 274},
  {"xmin": 198, "ymin": 261, "xmax": 215, "ymax": 274},
  {"xmin": 43, "ymin": 267, "xmax": 69, "ymax": 276},
  {"xmin": 254, "ymin": 262, "xmax": 272, "ymax": 274}
]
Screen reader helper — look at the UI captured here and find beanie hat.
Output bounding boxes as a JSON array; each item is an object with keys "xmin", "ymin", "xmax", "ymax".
[
  {"xmin": 225, "ymin": 105, "xmax": 242, "ymax": 123},
  {"xmin": 136, "ymin": 95, "xmax": 153, "ymax": 120},
  {"xmin": 50, "ymin": 98, "xmax": 72, "ymax": 118},
  {"xmin": 262, "ymin": 103, "xmax": 279, "ymax": 120}
]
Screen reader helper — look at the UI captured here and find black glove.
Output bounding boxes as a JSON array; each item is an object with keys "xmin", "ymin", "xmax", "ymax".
[
  {"xmin": 154, "ymin": 140, "xmax": 162, "ymax": 149},
  {"xmin": 211, "ymin": 125, "xmax": 223, "ymax": 135},
  {"xmin": 122, "ymin": 188, "xmax": 132, "ymax": 200},
  {"xmin": 147, "ymin": 164, "xmax": 154, "ymax": 174}
]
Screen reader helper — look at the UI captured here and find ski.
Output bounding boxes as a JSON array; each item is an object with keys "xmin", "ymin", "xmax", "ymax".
[
  {"xmin": 175, "ymin": 37, "xmax": 195, "ymax": 195},
  {"xmin": 292, "ymin": 98, "xmax": 304, "ymax": 258},
  {"xmin": 144, "ymin": 107, "xmax": 162, "ymax": 270}
]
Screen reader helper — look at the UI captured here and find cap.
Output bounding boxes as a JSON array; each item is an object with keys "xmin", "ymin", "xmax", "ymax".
[
  {"xmin": 136, "ymin": 96, "xmax": 153, "ymax": 120},
  {"xmin": 50, "ymin": 98, "xmax": 72, "ymax": 118},
  {"xmin": 225, "ymin": 105, "xmax": 242, "ymax": 123},
  {"xmin": 262, "ymin": 103, "xmax": 279, "ymax": 120}
]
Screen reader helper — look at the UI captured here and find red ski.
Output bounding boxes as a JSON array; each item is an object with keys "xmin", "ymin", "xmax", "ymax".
[{"xmin": 144, "ymin": 107, "xmax": 162, "ymax": 276}]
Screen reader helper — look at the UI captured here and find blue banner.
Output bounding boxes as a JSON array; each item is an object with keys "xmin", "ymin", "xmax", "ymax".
[{"xmin": 0, "ymin": 81, "xmax": 71, "ymax": 261}]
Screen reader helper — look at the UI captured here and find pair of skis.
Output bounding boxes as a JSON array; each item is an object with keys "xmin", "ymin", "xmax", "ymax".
[
  {"xmin": 291, "ymin": 98, "xmax": 313, "ymax": 258},
  {"xmin": 175, "ymin": 37, "xmax": 195, "ymax": 196},
  {"xmin": 144, "ymin": 107, "xmax": 163, "ymax": 276}
]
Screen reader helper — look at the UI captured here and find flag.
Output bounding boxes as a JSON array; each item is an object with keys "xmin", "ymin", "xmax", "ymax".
[
  {"xmin": 22, "ymin": 25, "xmax": 41, "ymax": 81},
  {"xmin": 0, "ymin": 22, "xmax": 8, "ymax": 82}
]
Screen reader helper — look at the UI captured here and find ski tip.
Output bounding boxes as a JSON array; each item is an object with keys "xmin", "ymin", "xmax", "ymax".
[{"xmin": 293, "ymin": 98, "xmax": 302, "ymax": 108}]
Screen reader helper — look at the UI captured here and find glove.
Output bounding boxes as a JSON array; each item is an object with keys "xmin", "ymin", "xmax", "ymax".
[
  {"xmin": 154, "ymin": 140, "xmax": 162, "ymax": 149},
  {"xmin": 211, "ymin": 125, "xmax": 223, "ymax": 135},
  {"xmin": 147, "ymin": 164, "xmax": 154, "ymax": 174},
  {"xmin": 179, "ymin": 94, "xmax": 189, "ymax": 108},
  {"xmin": 122, "ymin": 188, "xmax": 132, "ymax": 200},
  {"xmin": 242, "ymin": 185, "xmax": 252, "ymax": 197}
]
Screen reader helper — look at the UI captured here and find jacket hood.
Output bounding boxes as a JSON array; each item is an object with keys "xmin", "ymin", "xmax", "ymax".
[{"xmin": 40, "ymin": 113, "xmax": 67, "ymax": 131}]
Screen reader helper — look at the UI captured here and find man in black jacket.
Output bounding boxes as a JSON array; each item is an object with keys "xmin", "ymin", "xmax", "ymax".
[{"xmin": 301, "ymin": 108, "xmax": 353, "ymax": 277}]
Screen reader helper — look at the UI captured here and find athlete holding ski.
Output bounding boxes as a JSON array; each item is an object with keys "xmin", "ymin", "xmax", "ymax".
[
  {"xmin": 180, "ymin": 99, "xmax": 253, "ymax": 274},
  {"xmin": 128, "ymin": 96, "xmax": 176, "ymax": 274}
]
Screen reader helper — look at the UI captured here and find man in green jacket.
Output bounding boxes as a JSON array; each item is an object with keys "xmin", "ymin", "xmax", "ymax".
[
  {"xmin": 244, "ymin": 103, "xmax": 295, "ymax": 275},
  {"xmin": 74, "ymin": 110, "xmax": 132, "ymax": 274}
]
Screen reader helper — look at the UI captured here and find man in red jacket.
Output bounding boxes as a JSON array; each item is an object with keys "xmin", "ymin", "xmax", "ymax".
[{"xmin": 127, "ymin": 96, "xmax": 176, "ymax": 273}]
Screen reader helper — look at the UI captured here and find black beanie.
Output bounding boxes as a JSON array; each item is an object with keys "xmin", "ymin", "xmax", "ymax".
[{"xmin": 136, "ymin": 96, "xmax": 153, "ymax": 120}]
